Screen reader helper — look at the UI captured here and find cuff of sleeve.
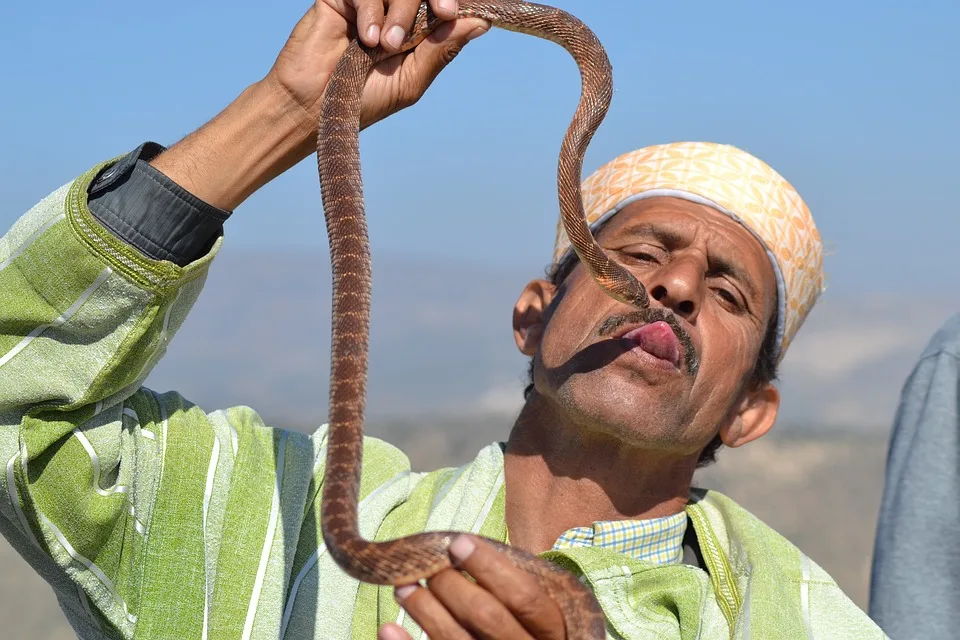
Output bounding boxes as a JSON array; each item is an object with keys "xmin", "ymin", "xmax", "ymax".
[{"xmin": 87, "ymin": 141, "xmax": 232, "ymax": 267}]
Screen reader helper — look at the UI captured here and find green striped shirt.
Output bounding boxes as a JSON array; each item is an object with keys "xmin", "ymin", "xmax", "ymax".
[{"xmin": 0, "ymin": 161, "xmax": 888, "ymax": 639}]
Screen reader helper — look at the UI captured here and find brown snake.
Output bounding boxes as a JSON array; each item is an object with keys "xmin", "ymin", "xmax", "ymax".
[{"xmin": 317, "ymin": 1, "xmax": 649, "ymax": 637}]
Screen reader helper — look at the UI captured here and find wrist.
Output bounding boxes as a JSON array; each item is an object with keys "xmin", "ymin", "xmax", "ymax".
[{"xmin": 149, "ymin": 78, "xmax": 319, "ymax": 211}]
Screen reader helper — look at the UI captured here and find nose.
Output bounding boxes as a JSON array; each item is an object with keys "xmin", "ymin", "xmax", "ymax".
[{"xmin": 645, "ymin": 256, "xmax": 705, "ymax": 322}]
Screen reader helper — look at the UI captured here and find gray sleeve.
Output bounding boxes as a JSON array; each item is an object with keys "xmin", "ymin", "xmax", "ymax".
[
  {"xmin": 869, "ymin": 314, "xmax": 960, "ymax": 640},
  {"xmin": 87, "ymin": 142, "xmax": 232, "ymax": 267}
]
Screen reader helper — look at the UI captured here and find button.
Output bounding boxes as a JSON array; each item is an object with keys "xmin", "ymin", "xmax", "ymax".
[{"xmin": 91, "ymin": 166, "xmax": 120, "ymax": 193}]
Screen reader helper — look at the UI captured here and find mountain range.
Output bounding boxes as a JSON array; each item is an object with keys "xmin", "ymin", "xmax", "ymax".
[{"xmin": 145, "ymin": 247, "xmax": 957, "ymax": 435}]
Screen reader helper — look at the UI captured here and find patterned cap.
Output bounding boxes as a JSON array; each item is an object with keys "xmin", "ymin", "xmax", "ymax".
[{"xmin": 553, "ymin": 141, "xmax": 824, "ymax": 362}]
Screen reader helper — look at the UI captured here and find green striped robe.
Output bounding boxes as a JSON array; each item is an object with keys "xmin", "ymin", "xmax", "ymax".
[{"xmin": 0, "ymin": 161, "xmax": 887, "ymax": 639}]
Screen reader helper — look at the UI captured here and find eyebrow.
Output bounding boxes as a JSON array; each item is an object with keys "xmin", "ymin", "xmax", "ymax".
[
  {"xmin": 613, "ymin": 222, "xmax": 761, "ymax": 300},
  {"xmin": 615, "ymin": 223, "xmax": 686, "ymax": 246}
]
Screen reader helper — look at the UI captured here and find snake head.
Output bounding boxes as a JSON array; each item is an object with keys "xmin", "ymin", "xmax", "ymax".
[{"xmin": 396, "ymin": 1, "xmax": 446, "ymax": 52}]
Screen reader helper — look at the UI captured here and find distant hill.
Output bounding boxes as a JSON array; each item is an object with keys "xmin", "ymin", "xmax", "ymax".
[
  {"xmin": 146, "ymin": 247, "xmax": 956, "ymax": 433},
  {"xmin": 1, "ymin": 247, "xmax": 928, "ymax": 636}
]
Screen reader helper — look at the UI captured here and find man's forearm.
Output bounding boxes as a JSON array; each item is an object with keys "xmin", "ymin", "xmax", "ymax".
[
  {"xmin": 149, "ymin": 78, "xmax": 317, "ymax": 213},
  {"xmin": 87, "ymin": 142, "xmax": 229, "ymax": 266},
  {"xmin": 87, "ymin": 79, "xmax": 319, "ymax": 267}
]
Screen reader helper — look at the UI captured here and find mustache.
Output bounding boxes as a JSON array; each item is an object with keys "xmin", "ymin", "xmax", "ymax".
[{"xmin": 597, "ymin": 307, "xmax": 700, "ymax": 376}]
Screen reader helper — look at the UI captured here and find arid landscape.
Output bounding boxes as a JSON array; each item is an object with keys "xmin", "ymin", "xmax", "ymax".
[{"xmin": 0, "ymin": 251, "xmax": 944, "ymax": 637}]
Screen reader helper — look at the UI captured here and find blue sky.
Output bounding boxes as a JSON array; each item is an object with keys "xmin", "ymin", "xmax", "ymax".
[{"xmin": 2, "ymin": 0, "xmax": 958, "ymax": 294}]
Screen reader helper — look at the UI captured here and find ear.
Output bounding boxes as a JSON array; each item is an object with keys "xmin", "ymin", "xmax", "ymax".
[
  {"xmin": 718, "ymin": 383, "xmax": 780, "ymax": 448},
  {"xmin": 512, "ymin": 279, "xmax": 556, "ymax": 356}
]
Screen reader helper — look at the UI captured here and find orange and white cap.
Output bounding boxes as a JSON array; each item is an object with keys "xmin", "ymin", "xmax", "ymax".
[{"xmin": 553, "ymin": 141, "xmax": 825, "ymax": 361}]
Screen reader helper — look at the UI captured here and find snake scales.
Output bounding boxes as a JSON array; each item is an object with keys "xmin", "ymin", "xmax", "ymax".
[{"xmin": 317, "ymin": 1, "xmax": 649, "ymax": 636}]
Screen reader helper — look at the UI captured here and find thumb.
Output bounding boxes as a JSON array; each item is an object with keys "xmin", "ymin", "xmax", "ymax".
[{"xmin": 399, "ymin": 17, "xmax": 490, "ymax": 103}]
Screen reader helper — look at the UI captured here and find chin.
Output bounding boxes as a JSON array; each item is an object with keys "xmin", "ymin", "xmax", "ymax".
[
  {"xmin": 592, "ymin": 414, "xmax": 682, "ymax": 447},
  {"xmin": 556, "ymin": 378, "xmax": 688, "ymax": 444}
]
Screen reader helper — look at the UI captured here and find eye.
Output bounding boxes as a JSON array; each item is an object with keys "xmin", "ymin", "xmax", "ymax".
[
  {"xmin": 631, "ymin": 252, "xmax": 659, "ymax": 263},
  {"xmin": 618, "ymin": 245, "xmax": 664, "ymax": 264},
  {"xmin": 713, "ymin": 287, "xmax": 743, "ymax": 310},
  {"xmin": 716, "ymin": 289, "xmax": 736, "ymax": 303}
]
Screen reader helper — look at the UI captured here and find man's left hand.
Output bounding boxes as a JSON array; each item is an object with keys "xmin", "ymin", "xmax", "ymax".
[{"xmin": 377, "ymin": 535, "xmax": 568, "ymax": 640}]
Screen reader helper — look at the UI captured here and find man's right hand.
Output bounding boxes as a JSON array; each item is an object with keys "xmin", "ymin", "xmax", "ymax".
[
  {"xmin": 265, "ymin": 0, "xmax": 490, "ymax": 130},
  {"xmin": 149, "ymin": 0, "xmax": 488, "ymax": 212}
]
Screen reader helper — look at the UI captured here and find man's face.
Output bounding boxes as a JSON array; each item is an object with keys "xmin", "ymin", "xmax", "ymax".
[{"xmin": 523, "ymin": 196, "xmax": 778, "ymax": 456}]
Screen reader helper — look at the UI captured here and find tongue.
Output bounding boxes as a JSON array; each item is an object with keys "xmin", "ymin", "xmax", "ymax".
[{"xmin": 627, "ymin": 321, "xmax": 679, "ymax": 364}]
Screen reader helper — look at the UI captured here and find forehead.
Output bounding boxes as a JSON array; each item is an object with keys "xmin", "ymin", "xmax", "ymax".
[{"xmin": 596, "ymin": 196, "xmax": 777, "ymax": 295}]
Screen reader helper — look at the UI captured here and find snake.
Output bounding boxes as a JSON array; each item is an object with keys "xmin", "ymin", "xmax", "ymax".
[{"xmin": 316, "ymin": 1, "xmax": 650, "ymax": 637}]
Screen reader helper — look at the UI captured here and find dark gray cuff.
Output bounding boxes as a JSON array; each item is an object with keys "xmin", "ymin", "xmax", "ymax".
[{"xmin": 87, "ymin": 142, "xmax": 232, "ymax": 267}]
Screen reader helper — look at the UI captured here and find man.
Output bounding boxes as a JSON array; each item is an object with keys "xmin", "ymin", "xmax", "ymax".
[
  {"xmin": 870, "ymin": 314, "xmax": 960, "ymax": 640},
  {"xmin": 0, "ymin": 0, "xmax": 884, "ymax": 638}
]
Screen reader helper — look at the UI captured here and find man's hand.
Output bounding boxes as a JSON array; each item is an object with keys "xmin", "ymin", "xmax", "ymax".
[
  {"xmin": 150, "ymin": 0, "xmax": 487, "ymax": 212},
  {"xmin": 378, "ymin": 535, "xmax": 569, "ymax": 640},
  {"xmin": 266, "ymin": 0, "xmax": 490, "ymax": 129}
]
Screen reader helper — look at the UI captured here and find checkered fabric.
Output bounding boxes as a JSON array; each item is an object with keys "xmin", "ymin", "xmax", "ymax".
[{"xmin": 552, "ymin": 512, "xmax": 688, "ymax": 565}]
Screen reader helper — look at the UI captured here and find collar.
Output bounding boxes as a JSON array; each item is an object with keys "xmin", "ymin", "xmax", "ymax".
[{"xmin": 552, "ymin": 511, "xmax": 688, "ymax": 565}]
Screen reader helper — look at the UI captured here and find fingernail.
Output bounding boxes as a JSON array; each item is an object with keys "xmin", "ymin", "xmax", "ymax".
[
  {"xmin": 385, "ymin": 25, "xmax": 406, "ymax": 50},
  {"xmin": 438, "ymin": 0, "xmax": 458, "ymax": 14},
  {"xmin": 365, "ymin": 24, "xmax": 380, "ymax": 44},
  {"xmin": 449, "ymin": 535, "xmax": 476, "ymax": 563},
  {"xmin": 465, "ymin": 24, "xmax": 489, "ymax": 41},
  {"xmin": 394, "ymin": 585, "xmax": 417, "ymax": 602}
]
